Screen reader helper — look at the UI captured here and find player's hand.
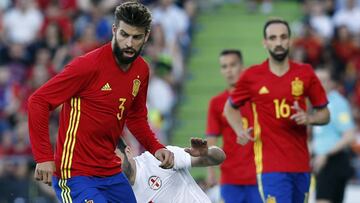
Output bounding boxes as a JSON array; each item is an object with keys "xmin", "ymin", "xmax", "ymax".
[
  {"xmin": 34, "ymin": 161, "xmax": 55, "ymax": 186},
  {"xmin": 155, "ymin": 148, "xmax": 174, "ymax": 169},
  {"xmin": 290, "ymin": 101, "xmax": 310, "ymax": 125},
  {"xmin": 184, "ymin": 137, "xmax": 208, "ymax": 157},
  {"xmin": 236, "ymin": 127, "xmax": 254, "ymax": 145},
  {"xmin": 312, "ymin": 155, "xmax": 328, "ymax": 174}
]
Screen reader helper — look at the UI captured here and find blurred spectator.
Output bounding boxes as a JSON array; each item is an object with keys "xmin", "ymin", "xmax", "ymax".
[
  {"xmin": 345, "ymin": 44, "xmax": 360, "ymax": 107},
  {"xmin": 37, "ymin": 22, "xmax": 70, "ymax": 72},
  {"xmin": 37, "ymin": 0, "xmax": 78, "ymax": 17},
  {"xmin": 70, "ymin": 23, "xmax": 102, "ymax": 57},
  {"xmin": 0, "ymin": 67, "xmax": 11, "ymax": 116},
  {"xmin": 182, "ymin": 0, "xmax": 197, "ymax": 60},
  {"xmin": 2, "ymin": 0, "xmax": 43, "ymax": 45},
  {"xmin": 147, "ymin": 60, "xmax": 176, "ymax": 143},
  {"xmin": 16, "ymin": 47, "xmax": 57, "ymax": 115},
  {"xmin": 293, "ymin": 23, "xmax": 324, "ymax": 66},
  {"xmin": 335, "ymin": 0, "xmax": 360, "ymax": 10},
  {"xmin": 343, "ymin": 35, "xmax": 360, "ymax": 97},
  {"xmin": 0, "ymin": 0, "xmax": 10, "ymax": 10},
  {"xmin": 74, "ymin": 0, "xmax": 112, "ymax": 43},
  {"xmin": 333, "ymin": 0, "xmax": 360, "ymax": 35},
  {"xmin": 28, "ymin": 48, "xmax": 56, "ymax": 89},
  {"xmin": 148, "ymin": 62, "xmax": 175, "ymax": 116},
  {"xmin": 40, "ymin": 1, "xmax": 73, "ymax": 43},
  {"xmin": 152, "ymin": 0, "xmax": 189, "ymax": 83},
  {"xmin": 323, "ymin": 0, "xmax": 336, "ymax": 16},
  {"xmin": 308, "ymin": 0, "xmax": 334, "ymax": 40},
  {"xmin": 145, "ymin": 23, "xmax": 168, "ymax": 61},
  {"xmin": 153, "ymin": 0, "xmax": 190, "ymax": 47},
  {"xmin": 331, "ymin": 25, "xmax": 358, "ymax": 75},
  {"xmin": 0, "ymin": 157, "xmax": 31, "ymax": 202},
  {"xmin": 247, "ymin": 0, "xmax": 273, "ymax": 14}
]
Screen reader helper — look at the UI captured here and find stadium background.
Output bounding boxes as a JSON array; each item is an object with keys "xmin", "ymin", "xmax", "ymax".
[{"xmin": 0, "ymin": 0, "xmax": 360, "ymax": 202}]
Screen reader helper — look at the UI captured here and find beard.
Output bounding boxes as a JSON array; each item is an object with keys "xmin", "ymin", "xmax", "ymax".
[
  {"xmin": 112, "ymin": 36, "xmax": 143, "ymax": 65},
  {"xmin": 269, "ymin": 46, "xmax": 289, "ymax": 62}
]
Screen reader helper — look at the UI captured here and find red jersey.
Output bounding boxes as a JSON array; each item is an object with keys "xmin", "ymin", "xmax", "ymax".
[
  {"xmin": 28, "ymin": 43, "xmax": 164, "ymax": 179},
  {"xmin": 230, "ymin": 60, "xmax": 328, "ymax": 173},
  {"xmin": 206, "ymin": 90, "xmax": 256, "ymax": 185}
]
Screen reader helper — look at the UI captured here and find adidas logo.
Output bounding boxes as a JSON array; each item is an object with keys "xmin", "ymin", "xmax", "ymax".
[
  {"xmin": 101, "ymin": 83, "xmax": 112, "ymax": 91},
  {"xmin": 259, "ymin": 86, "xmax": 269, "ymax": 94}
]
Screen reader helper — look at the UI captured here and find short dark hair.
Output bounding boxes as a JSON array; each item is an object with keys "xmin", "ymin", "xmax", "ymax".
[
  {"xmin": 118, "ymin": 138, "xmax": 127, "ymax": 153},
  {"xmin": 219, "ymin": 49, "xmax": 243, "ymax": 64},
  {"xmin": 263, "ymin": 18, "xmax": 291, "ymax": 39},
  {"xmin": 114, "ymin": 1, "xmax": 152, "ymax": 34}
]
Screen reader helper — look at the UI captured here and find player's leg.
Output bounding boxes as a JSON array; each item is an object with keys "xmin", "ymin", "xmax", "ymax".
[
  {"xmin": 332, "ymin": 177, "xmax": 347, "ymax": 203},
  {"xmin": 244, "ymin": 185, "xmax": 262, "ymax": 203},
  {"xmin": 291, "ymin": 173, "xmax": 311, "ymax": 203},
  {"xmin": 329, "ymin": 151, "xmax": 354, "ymax": 203},
  {"xmin": 315, "ymin": 152, "xmax": 350, "ymax": 203},
  {"xmin": 52, "ymin": 176, "xmax": 107, "ymax": 203},
  {"xmin": 220, "ymin": 184, "xmax": 246, "ymax": 203},
  {"xmin": 99, "ymin": 172, "xmax": 137, "ymax": 203},
  {"xmin": 315, "ymin": 166, "xmax": 336, "ymax": 202},
  {"xmin": 258, "ymin": 172, "xmax": 292, "ymax": 203}
]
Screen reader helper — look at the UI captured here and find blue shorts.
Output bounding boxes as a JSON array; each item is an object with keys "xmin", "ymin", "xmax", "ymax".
[
  {"xmin": 52, "ymin": 172, "xmax": 136, "ymax": 203},
  {"xmin": 221, "ymin": 184, "xmax": 262, "ymax": 203},
  {"xmin": 258, "ymin": 172, "xmax": 310, "ymax": 203}
]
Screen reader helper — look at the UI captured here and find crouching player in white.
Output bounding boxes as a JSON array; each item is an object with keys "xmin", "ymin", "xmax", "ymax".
[{"xmin": 117, "ymin": 138, "xmax": 226, "ymax": 203}]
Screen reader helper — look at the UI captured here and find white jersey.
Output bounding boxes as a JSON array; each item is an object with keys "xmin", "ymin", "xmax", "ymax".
[{"xmin": 132, "ymin": 146, "xmax": 211, "ymax": 203}]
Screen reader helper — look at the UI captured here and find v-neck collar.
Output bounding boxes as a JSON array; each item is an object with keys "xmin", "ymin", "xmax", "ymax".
[{"xmin": 265, "ymin": 59, "xmax": 292, "ymax": 79}]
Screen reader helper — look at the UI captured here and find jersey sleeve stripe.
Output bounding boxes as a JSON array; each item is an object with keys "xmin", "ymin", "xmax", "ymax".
[
  {"xmin": 67, "ymin": 98, "xmax": 81, "ymax": 178},
  {"xmin": 64, "ymin": 98, "xmax": 79, "ymax": 179},
  {"xmin": 61, "ymin": 97, "xmax": 81, "ymax": 179},
  {"xmin": 60, "ymin": 98, "xmax": 76, "ymax": 179}
]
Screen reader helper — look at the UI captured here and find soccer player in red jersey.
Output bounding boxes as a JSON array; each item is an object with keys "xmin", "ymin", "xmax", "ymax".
[
  {"xmin": 224, "ymin": 19, "xmax": 330, "ymax": 203},
  {"xmin": 206, "ymin": 49, "xmax": 261, "ymax": 203},
  {"xmin": 27, "ymin": 2, "xmax": 174, "ymax": 202}
]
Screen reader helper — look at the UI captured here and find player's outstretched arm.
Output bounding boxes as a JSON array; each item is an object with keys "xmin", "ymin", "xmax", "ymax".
[
  {"xmin": 206, "ymin": 137, "xmax": 219, "ymax": 187},
  {"xmin": 185, "ymin": 138, "xmax": 226, "ymax": 167},
  {"xmin": 224, "ymin": 100, "xmax": 254, "ymax": 145}
]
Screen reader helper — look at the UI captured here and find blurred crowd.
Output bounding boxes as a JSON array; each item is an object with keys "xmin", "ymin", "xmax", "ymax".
[
  {"xmin": 291, "ymin": 0, "xmax": 360, "ymax": 183},
  {"xmin": 0, "ymin": 0, "xmax": 196, "ymax": 202}
]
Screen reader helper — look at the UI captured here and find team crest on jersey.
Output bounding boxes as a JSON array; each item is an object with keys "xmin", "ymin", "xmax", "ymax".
[
  {"xmin": 291, "ymin": 77, "xmax": 303, "ymax": 97},
  {"xmin": 85, "ymin": 200, "xmax": 94, "ymax": 203},
  {"xmin": 148, "ymin": 175, "xmax": 162, "ymax": 190},
  {"xmin": 132, "ymin": 78, "xmax": 141, "ymax": 97}
]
